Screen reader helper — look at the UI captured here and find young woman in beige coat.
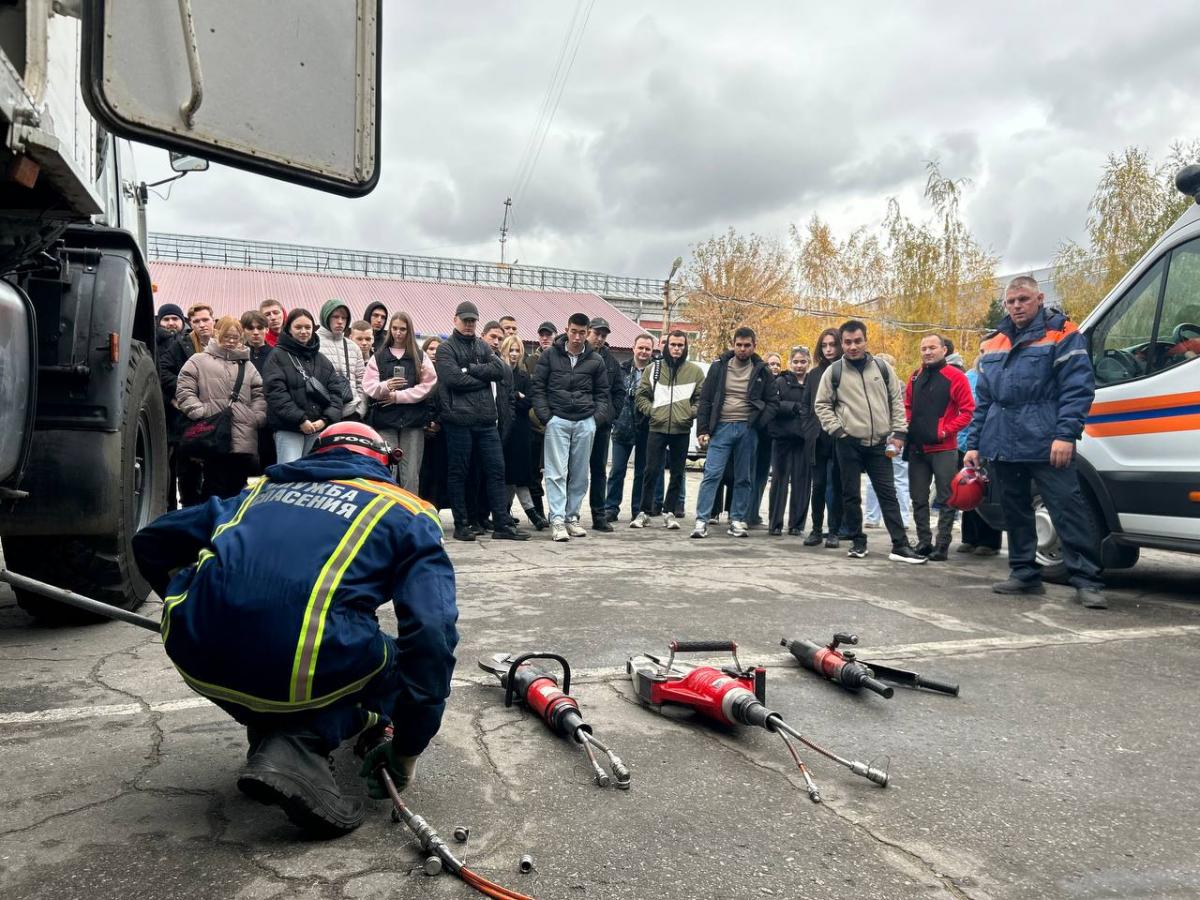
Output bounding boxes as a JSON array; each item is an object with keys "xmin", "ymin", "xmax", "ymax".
[{"xmin": 176, "ymin": 316, "xmax": 268, "ymax": 501}]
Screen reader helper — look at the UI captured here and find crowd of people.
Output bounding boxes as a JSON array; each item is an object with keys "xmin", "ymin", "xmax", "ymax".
[{"xmin": 153, "ymin": 273, "xmax": 1106, "ymax": 606}]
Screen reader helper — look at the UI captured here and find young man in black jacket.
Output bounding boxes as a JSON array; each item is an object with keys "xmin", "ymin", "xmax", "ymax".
[
  {"xmin": 585, "ymin": 318, "xmax": 626, "ymax": 531},
  {"xmin": 691, "ymin": 327, "xmax": 778, "ymax": 538},
  {"xmin": 434, "ymin": 302, "xmax": 529, "ymax": 542},
  {"xmin": 531, "ymin": 313, "xmax": 612, "ymax": 542},
  {"xmin": 604, "ymin": 333, "xmax": 660, "ymax": 522}
]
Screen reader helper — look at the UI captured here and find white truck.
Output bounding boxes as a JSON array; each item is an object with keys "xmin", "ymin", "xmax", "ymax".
[{"xmin": 0, "ymin": 1, "xmax": 380, "ymax": 620}]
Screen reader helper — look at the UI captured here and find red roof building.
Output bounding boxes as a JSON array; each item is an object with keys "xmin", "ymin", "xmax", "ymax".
[{"xmin": 147, "ymin": 261, "xmax": 647, "ymax": 350}]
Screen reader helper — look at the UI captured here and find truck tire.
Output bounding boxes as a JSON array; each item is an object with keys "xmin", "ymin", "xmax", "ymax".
[{"xmin": 8, "ymin": 342, "xmax": 168, "ymax": 623}]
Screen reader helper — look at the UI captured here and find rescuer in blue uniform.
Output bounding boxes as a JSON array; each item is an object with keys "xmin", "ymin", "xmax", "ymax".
[{"xmin": 132, "ymin": 422, "xmax": 459, "ymax": 837}]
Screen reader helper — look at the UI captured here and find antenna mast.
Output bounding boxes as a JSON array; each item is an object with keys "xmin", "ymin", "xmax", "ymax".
[{"xmin": 499, "ymin": 197, "xmax": 512, "ymax": 265}]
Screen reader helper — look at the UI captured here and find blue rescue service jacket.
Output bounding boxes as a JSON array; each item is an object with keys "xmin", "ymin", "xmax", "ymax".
[
  {"xmin": 132, "ymin": 451, "xmax": 458, "ymax": 757},
  {"xmin": 967, "ymin": 308, "xmax": 1095, "ymax": 463}
]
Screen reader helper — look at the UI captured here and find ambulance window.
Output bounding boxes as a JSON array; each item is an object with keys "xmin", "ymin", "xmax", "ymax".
[
  {"xmin": 1156, "ymin": 238, "xmax": 1200, "ymax": 373},
  {"xmin": 1089, "ymin": 258, "xmax": 1163, "ymax": 385}
]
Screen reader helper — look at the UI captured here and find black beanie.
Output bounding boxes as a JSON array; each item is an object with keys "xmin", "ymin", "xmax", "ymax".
[{"xmin": 157, "ymin": 303, "xmax": 185, "ymax": 321}]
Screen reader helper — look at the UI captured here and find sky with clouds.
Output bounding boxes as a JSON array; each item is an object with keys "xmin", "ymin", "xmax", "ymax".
[{"xmin": 134, "ymin": 1, "xmax": 1199, "ymax": 281}]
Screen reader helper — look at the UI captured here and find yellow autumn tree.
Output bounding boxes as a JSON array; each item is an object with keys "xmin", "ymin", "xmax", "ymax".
[
  {"xmin": 1053, "ymin": 141, "xmax": 1200, "ymax": 320},
  {"xmin": 676, "ymin": 229, "xmax": 795, "ymax": 360}
]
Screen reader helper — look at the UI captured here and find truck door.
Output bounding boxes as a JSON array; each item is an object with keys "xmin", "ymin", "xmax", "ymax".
[{"xmin": 1083, "ymin": 237, "xmax": 1200, "ymax": 544}]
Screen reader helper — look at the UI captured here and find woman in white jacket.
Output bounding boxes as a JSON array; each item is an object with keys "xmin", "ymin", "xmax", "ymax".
[
  {"xmin": 316, "ymin": 298, "xmax": 366, "ymax": 420},
  {"xmin": 362, "ymin": 311, "xmax": 437, "ymax": 494}
]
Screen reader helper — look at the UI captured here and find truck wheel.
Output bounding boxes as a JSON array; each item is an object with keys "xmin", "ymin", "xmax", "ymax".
[
  {"xmin": 1033, "ymin": 490, "xmax": 1106, "ymax": 586},
  {"xmin": 9, "ymin": 342, "xmax": 168, "ymax": 623}
]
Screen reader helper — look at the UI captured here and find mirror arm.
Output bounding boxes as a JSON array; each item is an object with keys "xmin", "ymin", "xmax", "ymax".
[
  {"xmin": 176, "ymin": 0, "xmax": 205, "ymax": 127},
  {"xmin": 146, "ymin": 172, "xmax": 188, "ymax": 189}
]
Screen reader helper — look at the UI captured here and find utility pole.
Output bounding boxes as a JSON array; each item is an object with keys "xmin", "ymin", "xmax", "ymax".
[
  {"xmin": 499, "ymin": 197, "xmax": 512, "ymax": 265},
  {"xmin": 661, "ymin": 255, "xmax": 683, "ymax": 337}
]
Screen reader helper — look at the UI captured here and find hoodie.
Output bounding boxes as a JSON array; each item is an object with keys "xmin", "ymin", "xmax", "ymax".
[
  {"xmin": 317, "ymin": 299, "xmax": 366, "ymax": 418},
  {"xmin": 364, "ymin": 301, "xmax": 389, "ymax": 353},
  {"xmin": 635, "ymin": 339, "xmax": 705, "ymax": 435}
]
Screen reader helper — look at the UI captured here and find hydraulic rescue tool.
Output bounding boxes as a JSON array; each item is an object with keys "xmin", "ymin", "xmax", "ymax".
[
  {"xmin": 627, "ymin": 640, "xmax": 889, "ymax": 803},
  {"xmin": 479, "ymin": 652, "xmax": 630, "ymax": 789},
  {"xmin": 369, "ymin": 727, "xmax": 536, "ymax": 900},
  {"xmin": 781, "ymin": 634, "xmax": 960, "ymax": 698}
]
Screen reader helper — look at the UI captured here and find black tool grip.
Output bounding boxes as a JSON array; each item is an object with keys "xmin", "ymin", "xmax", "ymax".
[
  {"xmin": 860, "ymin": 675, "xmax": 895, "ymax": 699},
  {"xmin": 670, "ymin": 640, "xmax": 737, "ymax": 653},
  {"xmin": 916, "ymin": 675, "xmax": 960, "ymax": 696}
]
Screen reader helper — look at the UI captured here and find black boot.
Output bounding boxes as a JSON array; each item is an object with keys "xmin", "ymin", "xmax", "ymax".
[
  {"xmin": 591, "ymin": 509, "xmax": 614, "ymax": 532},
  {"xmin": 526, "ymin": 507, "xmax": 549, "ymax": 531},
  {"xmin": 237, "ymin": 732, "xmax": 365, "ymax": 837}
]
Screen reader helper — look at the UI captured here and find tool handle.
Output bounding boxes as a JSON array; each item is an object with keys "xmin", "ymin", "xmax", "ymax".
[
  {"xmin": 670, "ymin": 640, "xmax": 737, "ymax": 653},
  {"xmin": 503, "ymin": 652, "xmax": 571, "ymax": 707},
  {"xmin": 915, "ymin": 674, "xmax": 960, "ymax": 696},
  {"xmin": 860, "ymin": 675, "xmax": 895, "ymax": 699}
]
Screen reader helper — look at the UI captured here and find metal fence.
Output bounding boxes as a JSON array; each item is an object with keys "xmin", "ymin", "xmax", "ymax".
[{"xmin": 147, "ymin": 232, "xmax": 666, "ymax": 299}]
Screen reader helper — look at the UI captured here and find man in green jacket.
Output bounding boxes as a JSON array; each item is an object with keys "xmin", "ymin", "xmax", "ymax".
[{"xmin": 630, "ymin": 330, "xmax": 705, "ymax": 530}]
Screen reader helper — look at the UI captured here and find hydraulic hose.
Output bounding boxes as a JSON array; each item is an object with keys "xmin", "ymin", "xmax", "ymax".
[{"xmin": 380, "ymin": 769, "xmax": 535, "ymax": 900}]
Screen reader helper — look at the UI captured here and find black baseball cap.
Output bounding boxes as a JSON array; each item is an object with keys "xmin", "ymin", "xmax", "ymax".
[
  {"xmin": 455, "ymin": 301, "xmax": 479, "ymax": 320},
  {"xmin": 537, "ymin": 321, "xmax": 556, "ymax": 335},
  {"xmin": 588, "ymin": 317, "xmax": 611, "ymax": 333}
]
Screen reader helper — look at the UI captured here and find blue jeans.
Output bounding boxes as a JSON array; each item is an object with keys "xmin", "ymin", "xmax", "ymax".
[
  {"xmin": 695, "ymin": 422, "xmax": 757, "ymax": 522},
  {"xmin": 544, "ymin": 416, "xmax": 597, "ymax": 523},
  {"xmin": 994, "ymin": 460, "xmax": 1104, "ymax": 589},
  {"xmin": 274, "ymin": 430, "xmax": 318, "ymax": 464},
  {"xmin": 606, "ymin": 433, "xmax": 665, "ymax": 518},
  {"xmin": 865, "ymin": 457, "xmax": 912, "ymax": 526}
]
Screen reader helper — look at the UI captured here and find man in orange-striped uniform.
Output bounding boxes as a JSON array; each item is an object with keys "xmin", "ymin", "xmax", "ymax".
[
  {"xmin": 133, "ymin": 422, "xmax": 459, "ymax": 836},
  {"xmin": 964, "ymin": 276, "xmax": 1106, "ymax": 608}
]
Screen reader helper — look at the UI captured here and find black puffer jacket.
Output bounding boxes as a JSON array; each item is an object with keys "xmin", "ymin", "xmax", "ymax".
[
  {"xmin": 531, "ymin": 335, "xmax": 612, "ymax": 426},
  {"xmin": 434, "ymin": 329, "xmax": 510, "ymax": 428},
  {"xmin": 694, "ymin": 351, "xmax": 778, "ymax": 436},
  {"xmin": 596, "ymin": 345, "xmax": 625, "ymax": 428},
  {"xmin": 262, "ymin": 331, "xmax": 350, "ymax": 432},
  {"xmin": 769, "ymin": 372, "xmax": 814, "ymax": 441}
]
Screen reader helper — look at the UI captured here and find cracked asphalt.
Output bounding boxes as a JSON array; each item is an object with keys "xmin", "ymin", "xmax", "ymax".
[{"xmin": 3, "ymin": 473, "xmax": 1200, "ymax": 900}]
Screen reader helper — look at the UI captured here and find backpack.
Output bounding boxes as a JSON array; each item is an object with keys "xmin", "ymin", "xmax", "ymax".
[{"xmin": 828, "ymin": 356, "xmax": 892, "ymax": 405}]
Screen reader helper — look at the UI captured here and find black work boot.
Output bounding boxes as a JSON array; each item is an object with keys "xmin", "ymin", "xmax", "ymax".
[
  {"xmin": 237, "ymin": 732, "xmax": 365, "ymax": 838},
  {"xmin": 992, "ymin": 577, "xmax": 1046, "ymax": 596},
  {"xmin": 591, "ymin": 510, "xmax": 614, "ymax": 532},
  {"xmin": 1075, "ymin": 587, "xmax": 1108, "ymax": 609},
  {"xmin": 525, "ymin": 507, "xmax": 549, "ymax": 531}
]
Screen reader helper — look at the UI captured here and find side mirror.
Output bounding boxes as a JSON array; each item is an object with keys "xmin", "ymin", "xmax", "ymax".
[
  {"xmin": 81, "ymin": 1, "xmax": 380, "ymax": 197},
  {"xmin": 169, "ymin": 152, "xmax": 208, "ymax": 173}
]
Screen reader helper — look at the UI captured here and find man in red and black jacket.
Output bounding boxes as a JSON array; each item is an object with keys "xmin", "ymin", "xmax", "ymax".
[{"xmin": 904, "ymin": 333, "xmax": 974, "ymax": 560}]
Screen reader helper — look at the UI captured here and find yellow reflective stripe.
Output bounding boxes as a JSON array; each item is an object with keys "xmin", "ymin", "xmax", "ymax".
[
  {"xmin": 289, "ymin": 495, "xmax": 393, "ymax": 702},
  {"xmin": 159, "ymin": 549, "xmax": 215, "ymax": 643},
  {"xmin": 335, "ymin": 478, "xmax": 442, "ymax": 531},
  {"xmin": 172, "ymin": 640, "xmax": 390, "ymax": 714},
  {"xmin": 212, "ymin": 478, "xmax": 266, "ymax": 540}
]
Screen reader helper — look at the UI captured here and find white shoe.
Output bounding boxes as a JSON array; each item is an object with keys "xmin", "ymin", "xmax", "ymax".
[
  {"xmin": 727, "ymin": 520, "xmax": 749, "ymax": 537},
  {"xmin": 664, "ymin": 512, "xmax": 680, "ymax": 530},
  {"xmin": 690, "ymin": 519, "xmax": 708, "ymax": 539},
  {"xmin": 630, "ymin": 512, "xmax": 649, "ymax": 529},
  {"xmin": 565, "ymin": 520, "xmax": 587, "ymax": 538},
  {"xmin": 551, "ymin": 522, "xmax": 569, "ymax": 542}
]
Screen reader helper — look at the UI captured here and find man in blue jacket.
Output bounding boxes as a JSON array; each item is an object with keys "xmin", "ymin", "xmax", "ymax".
[
  {"xmin": 964, "ymin": 276, "xmax": 1106, "ymax": 608},
  {"xmin": 132, "ymin": 422, "xmax": 459, "ymax": 837}
]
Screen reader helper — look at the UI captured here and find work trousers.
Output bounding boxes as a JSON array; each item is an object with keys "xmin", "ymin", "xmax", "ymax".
[
  {"xmin": 444, "ymin": 422, "xmax": 512, "ymax": 529},
  {"xmin": 810, "ymin": 440, "xmax": 842, "ymax": 535},
  {"xmin": 908, "ymin": 447, "xmax": 958, "ymax": 549},
  {"xmin": 695, "ymin": 422, "xmax": 757, "ymax": 523},
  {"xmin": 835, "ymin": 440, "xmax": 910, "ymax": 549},
  {"xmin": 993, "ymin": 460, "xmax": 1104, "ymax": 590},
  {"xmin": 640, "ymin": 431, "xmax": 689, "ymax": 516},
  {"xmin": 588, "ymin": 424, "xmax": 613, "ymax": 518},
  {"xmin": 606, "ymin": 431, "xmax": 664, "ymax": 520},
  {"xmin": 543, "ymin": 416, "xmax": 596, "ymax": 523},
  {"xmin": 377, "ymin": 426, "xmax": 425, "ymax": 495},
  {"xmin": 769, "ymin": 438, "xmax": 811, "ymax": 532}
]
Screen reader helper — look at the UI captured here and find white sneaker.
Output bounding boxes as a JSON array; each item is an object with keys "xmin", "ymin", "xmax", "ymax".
[
  {"xmin": 690, "ymin": 519, "xmax": 708, "ymax": 539},
  {"xmin": 551, "ymin": 522, "xmax": 569, "ymax": 542},
  {"xmin": 565, "ymin": 520, "xmax": 587, "ymax": 538},
  {"xmin": 630, "ymin": 512, "xmax": 649, "ymax": 529},
  {"xmin": 727, "ymin": 520, "xmax": 749, "ymax": 537},
  {"xmin": 664, "ymin": 512, "xmax": 680, "ymax": 530}
]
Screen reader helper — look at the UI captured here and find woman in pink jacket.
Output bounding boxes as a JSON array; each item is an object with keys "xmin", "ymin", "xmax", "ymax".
[
  {"xmin": 175, "ymin": 316, "xmax": 267, "ymax": 500},
  {"xmin": 362, "ymin": 311, "xmax": 437, "ymax": 494}
]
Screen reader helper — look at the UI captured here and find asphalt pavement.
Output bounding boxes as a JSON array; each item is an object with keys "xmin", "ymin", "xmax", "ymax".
[{"xmin": 2, "ymin": 474, "xmax": 1199, "ymax": 900}]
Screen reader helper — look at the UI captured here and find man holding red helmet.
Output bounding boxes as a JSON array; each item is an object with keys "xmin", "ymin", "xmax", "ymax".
[
  {"xmin": 904, "ymin": 334, "xmax": 974, "ymax": 561},
  {"xmin": 132, "ymin": 422, "xmax": 459, "ymax": 837}
]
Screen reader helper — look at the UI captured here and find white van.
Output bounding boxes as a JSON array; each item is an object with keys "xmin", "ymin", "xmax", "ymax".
[{"xmin": 983, "ymin": 166, "xmax": 1200, "ymax": 578}]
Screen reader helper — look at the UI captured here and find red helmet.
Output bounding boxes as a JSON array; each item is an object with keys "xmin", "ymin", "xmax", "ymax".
[
  {"xmin": 311, "ymin": 422, "xmax": 400, "ymax": 467},
  {"xmin": 946, "ymin": 465, "xmax": 988, "ymax": 511}
]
